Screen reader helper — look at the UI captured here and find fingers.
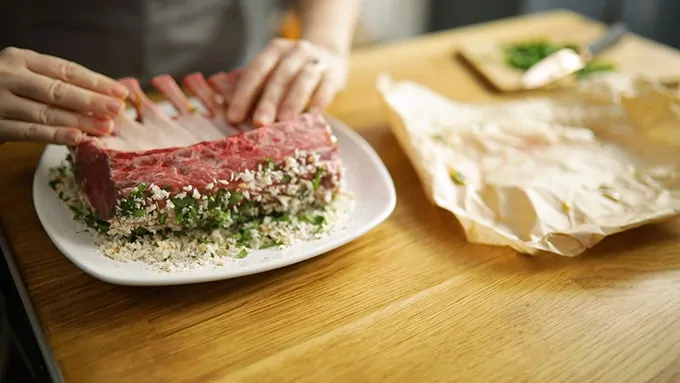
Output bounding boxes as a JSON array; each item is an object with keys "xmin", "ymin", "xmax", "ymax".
[
  {"xmin": 277, "ymin": 61, "xmax": 325, "ymax": 121},
  {"xmin": 0, "ymin": 94, "xmax": 113, "ymax": 136},
  {"xmin": 228, "ymin": 38, "xmax": 348, "ymax": 126},
  {"xmin": 309, "ymin": 72, "xmax": 343, "ymax": 111},
  {"xmin": 21, "ymin": 49, "xmax": 129, "ymax": 99},
  {"xmin": 227, "ymin": 38, "xmax": 294, "ymax": 124},
  {"xmin": 253, "ymin": 43, "xmax": 318, "ymax": 126},
  {"xmin": 0, "ymin": 119, "xmax": 84, "ymax": 145},
  {"xmin": 8, "ymin": 72, "xmax": 125, "ymax": 118},
  {"xmin": 0, "ymin": 47, "xmax": 125, "ymax": 145}
]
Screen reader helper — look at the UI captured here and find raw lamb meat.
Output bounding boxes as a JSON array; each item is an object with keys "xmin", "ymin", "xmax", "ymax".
[{"xmin": 69, "ymin": 69, "xmax": 343, "ymax": 234}]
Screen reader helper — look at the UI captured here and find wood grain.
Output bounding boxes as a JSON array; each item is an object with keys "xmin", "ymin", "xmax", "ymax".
[{"xmin": 2, "ymin": 10, "xmax": 680, "ymax": 383}]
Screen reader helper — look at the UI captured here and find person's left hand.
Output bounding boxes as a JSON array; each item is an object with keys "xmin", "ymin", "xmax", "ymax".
[{"xmin": 226, "ymin": 38, "xmax": 348, "ymax": 127}]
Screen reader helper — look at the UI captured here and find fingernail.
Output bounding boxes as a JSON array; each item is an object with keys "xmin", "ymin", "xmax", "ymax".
[
  {"xmin": 94, "ymin": 118, "xmax": 114, "ymax": 134},
  {"xmin": 254, "ymin": 110, "xmax": 273, "ymax": 126},
  {"xmin": 106, "ymin": 99, "xmax": 123, "ymax": 115},
  {"xmin": 66, "ymin": 130, "xmax": 82, "ymax": 145},
  {"xmin": 112, "ymin": 84, "xmax": 129, "ymax": 99},
  {"xmin": 227, "ymin": 107, "xmax": 242, "ymax": 123},
  {"xmin": 279, "ymin": 108, "xmax": 294, "ymax": 121}
]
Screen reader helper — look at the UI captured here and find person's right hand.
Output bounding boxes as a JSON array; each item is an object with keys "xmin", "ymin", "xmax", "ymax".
[{"xmin": 0, "ymin": 47, "xmax": 130, "ymax": 146}]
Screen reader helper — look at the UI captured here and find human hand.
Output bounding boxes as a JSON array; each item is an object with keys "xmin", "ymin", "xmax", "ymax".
[
  {"xmin": 226, "ymin": 38, "xmax": 349, "ymax": 127},
  {"xmin": 0, "ymin": 47, "xmax": 129, "ymax": 146}
]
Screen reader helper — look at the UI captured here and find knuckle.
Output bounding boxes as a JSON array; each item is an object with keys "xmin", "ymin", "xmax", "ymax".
[
  {"xmin": 301, "ymin": 63, "xmax": 321, "ymax": 77},
  {"xmin": 0, "ymin": 46, "xmax": 25, "ymax": 60},
  {"xmin": 22, "ymin": 124, "xmax": 41, "ymax": 140},
  {"xmin": 37, "ymin": 105, "xmax": 53, "ymax": 124},
  {"xmin": 273, "ymin": 65, "xmax": 297, "ymax": 81},
  {"xmin": 47, "ymin": 79, "xmax": 67, "ymax": 102},
  {"xmin": 0, "ymin": 48, "xmax": 26, "ymax": 76},
  {"xmin": 52, "ymin": 128, "xmax": 65, "ymax": 144},
  {"xmin": 90, "ymin": 74, "xmax": 102, "ymax": 90},
  {"xmin": 59, "ymin": 61, "xmax": 79, "ymax": 82},
  {"xmin": 0, "ymin": 90, "xmax": 10, "ymax": 103}
]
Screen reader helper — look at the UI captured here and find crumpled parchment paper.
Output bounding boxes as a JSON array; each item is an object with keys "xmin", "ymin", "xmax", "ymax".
[{"xmin": 377, "ymin": 73, "xmax": 680, "ymax": 256}]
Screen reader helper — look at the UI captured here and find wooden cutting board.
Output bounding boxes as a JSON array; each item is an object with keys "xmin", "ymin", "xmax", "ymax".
[{"xmin": 457, "ymin": 19, "xmax": 670, "ymax": 93}]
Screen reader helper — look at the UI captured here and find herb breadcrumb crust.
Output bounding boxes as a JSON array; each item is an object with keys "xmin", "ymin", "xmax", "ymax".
[{"xmin": 48, "ymin": 152, "xmax": 353, "ymax": 273}]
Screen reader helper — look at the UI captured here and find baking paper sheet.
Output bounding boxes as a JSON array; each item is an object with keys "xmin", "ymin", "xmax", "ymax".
[{"xmin": 377, "ymin": 73, "xmax": 680, "ymax": 256}]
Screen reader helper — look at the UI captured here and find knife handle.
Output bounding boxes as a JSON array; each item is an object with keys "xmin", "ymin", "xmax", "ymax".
[{"xmin": 588, "ymin": 22, "xmax": 629, "ymax": 56}]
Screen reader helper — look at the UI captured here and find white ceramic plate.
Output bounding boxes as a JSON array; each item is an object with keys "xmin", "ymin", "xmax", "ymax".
[{"xmin": 33, "ymin": 101, "xmax": 396, "ymax": 286}]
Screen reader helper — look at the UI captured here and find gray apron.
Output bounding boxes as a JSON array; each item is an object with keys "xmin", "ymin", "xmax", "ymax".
[{"xmin": 2, "ymin": 0, "xmax": 287, "ymax": 89}]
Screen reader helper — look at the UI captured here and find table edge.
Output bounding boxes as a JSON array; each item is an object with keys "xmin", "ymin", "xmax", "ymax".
[{"xmin": 0, "ymin": 225, "xmax": 65, "ymax": 383}]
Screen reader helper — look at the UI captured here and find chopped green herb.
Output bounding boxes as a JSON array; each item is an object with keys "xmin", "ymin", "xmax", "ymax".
[
  {"xmin": 503, "ymin": 40, "xmax": 615, "ymax": 80},
  {"xmin": 263, "ymin": 157, "xmax": 276, "ymax": 171},
  {"xmin": 274, "ymin": 212, "xmax": 291, "ymax": 222},
  {"xmin": 119, "ymin": 198, "xmax": 136, "ymax": 217},
  {"xmin": 300, "ymin": 213, "xmax": 326, "ymax": 226},
  {"xmin": 241, "ymin": 201, "xmax": 255, "ymax": 215},
  {"xmin": 261, "ymin": 240, "xmax": 284, "ymax": 249},
  {"xmin": 598, "ymin": 185, "xmax": 621, "ymax": 202},
  {"xmin": 229, "ymin": 192, "xmax": 244, "ymax": 204},
  {"xmin": 133, "ymin": 209, "xmax": 146, "ymax": 217},
  {"xmin": 206, "ymin": 208, "xmax": 231, "ymax": 229},
  {"xmin": 313, "ymin": 215, "xmax": 326, "ymax": 225},
  {"xmin": 449, "ymin": 170, "xmax": 466, "ymax": 185},
  {"xmin": 281, "ymin": 174, "xmax": 292, "ymax": 183},
  {"xmin": 235, "ymin": 248, "xmax": 249, "ymax": 258},
  {"xmin": 129, "ymin": 184, "xmax": 149, "ymax": 199},
  {"xmin": 175, "ymin": 211, "xmax": 185, "ymax": 224},
  {"xmin": 68, "ymin": 204, "xmax": 82, "ymax": 217},
  {"xmin": 130, "ymin": 227, "xmax": 151, "ymax": 242},
  {"xmin": 208, "ymin": 189, "xmax": 229, "ymax": 210},
  {"xmin": 158, "ymin": 213, "xmax": 168, "ymax": 225},
  {"xmin": 171, "ymin": 196, "xmax": 186, "ymax": 208},
  {"xmin": 312, "ymin": 166, "xmax": 325, "ymax": 190},
  {"xmin": 171, "ymin": 196, "xmax": 199, "ymax": 224},
  {"xmin": 49, "ymin": 179, "xmax": 60, "ymax": 190}
]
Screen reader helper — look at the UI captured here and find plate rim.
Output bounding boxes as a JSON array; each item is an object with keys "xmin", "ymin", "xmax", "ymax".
[{"xmin": 32, "ymin": 113, "xmax": 396, "ymax": 286}]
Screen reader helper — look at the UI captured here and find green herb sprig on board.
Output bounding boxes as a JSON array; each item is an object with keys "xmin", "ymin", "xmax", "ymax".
[{"xmin": 503, "ymin": 40, "xmax": 615, "ymax": 80}]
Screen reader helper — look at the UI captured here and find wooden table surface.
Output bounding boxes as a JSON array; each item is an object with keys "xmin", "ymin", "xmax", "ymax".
[{"xmin": 3, "ymin": 10, "xmax": 680, "ymax": 383}]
